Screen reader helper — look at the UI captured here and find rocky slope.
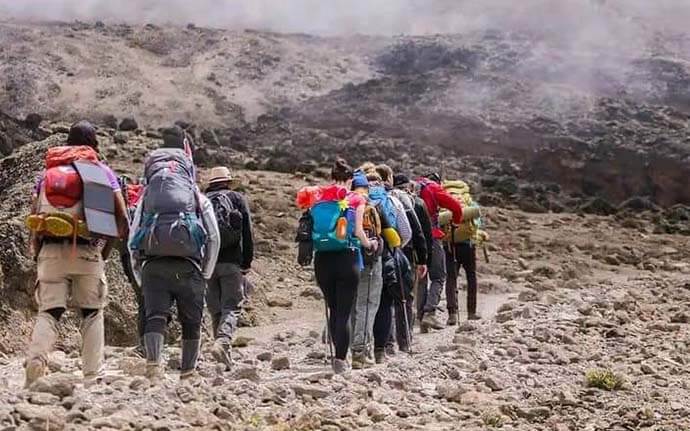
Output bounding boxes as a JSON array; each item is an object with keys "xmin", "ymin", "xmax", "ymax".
[{"xmin": 2, "ymin": 20, "xmax": 690, "ymax": 208}]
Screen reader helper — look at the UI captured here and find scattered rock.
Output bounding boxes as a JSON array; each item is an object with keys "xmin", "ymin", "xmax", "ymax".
[
  {"xmin": 267, "ymin": 297, "xmax": 293, "ymax": 308},
  {"xmin": 367, "ymin": 402, "xmax": 393, "ymax": 422},
  {"xmin": 118, "ymin": 117, "xmax": 138, "ymax": 131},
  {"xmin": 232, "ymin": 366, "xmax": 261, "ymax": 382},
  {"xmin": 291, "ymin": 384, "xmax": 330, "ymax": 399},
  {"xmin": 29, "ymin": 373, "xmax": 76, "ymax": 398},
  {"xmin": 271, "ymin": 356, "xmax": 291, "ymax": 371}
]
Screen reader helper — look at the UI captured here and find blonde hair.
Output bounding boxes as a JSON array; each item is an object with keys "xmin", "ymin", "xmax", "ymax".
[
  {"xmin": 358, "ymin": 162, "xmax": 382, "ymax": 182},
  {"xmin": 376, "ymin": 164, "xmax": 394, "ymax": 186}
]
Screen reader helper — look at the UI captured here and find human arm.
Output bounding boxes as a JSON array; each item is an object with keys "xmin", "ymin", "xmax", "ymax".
[
  {"xmin": 127, "ymin": 200, "xmax": 144, "ymax": 286},
  {"xmin": 415, "ymin": 198, "xmax": 434, "ymax": 266},
  {"xmin": 199, "ymin": 194, "xmax": 221, "ymax": 279},
  {"xmin": 435, "ymin": 188, "xmax": 464, "ymax": 224},
  {"xmin": 239, "ymin": 194, "xmax": 254, "ymax": 271}
]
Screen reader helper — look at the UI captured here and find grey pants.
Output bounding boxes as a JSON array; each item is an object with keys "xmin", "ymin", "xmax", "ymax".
[
  {"xmin": 206, "ymin": 262, "xmax": 246, "ymax": 342},
  {"xmin": 350, "ymin": 257, "xmax": 383, "ymax": 355},
  {"xmin": 423, "ymin": 239, "xmax": 447, "ymax": 314}
]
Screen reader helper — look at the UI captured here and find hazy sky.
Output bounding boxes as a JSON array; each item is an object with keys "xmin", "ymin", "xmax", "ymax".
[{"xmin": 1, "ymin": 0, "xmax": 688, "ymax": 36}]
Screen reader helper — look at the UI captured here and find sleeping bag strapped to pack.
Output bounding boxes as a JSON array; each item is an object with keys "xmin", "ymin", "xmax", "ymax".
[
  {"xmin": 25, "ymin": 145, "xmax": 100, "ymax": 239},
  {"xmin": 311, "ymin": 199, "xmax": 357, "ymax": 253},
  {"xmin": 439, "ymin": 180, "xmax": 483, "ymax": 244},
  {"xmin": 131, "ymin": 148, "xmax": 207, "ymax": 260}
]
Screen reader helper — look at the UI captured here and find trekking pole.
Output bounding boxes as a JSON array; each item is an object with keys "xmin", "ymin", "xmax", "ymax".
[
  {"xmin": 323, "ymin": 300, "xmax": 334, "ymax": 366},
  {"xmin": 363, "ymin": 265, "xmax": 374, "ymax": 359},
  {"xmin": 392, "ymin": 250, "xmax": 413, "ymax": 355},
  {"xmin": 483, "ymin": 244, "xmax": 490, "ymax": 264}
]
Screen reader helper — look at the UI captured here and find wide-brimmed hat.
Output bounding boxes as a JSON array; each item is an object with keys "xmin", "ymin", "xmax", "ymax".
[{"xmin": 208, "ymin": 166, "xmax": 233, "ymax": 184}]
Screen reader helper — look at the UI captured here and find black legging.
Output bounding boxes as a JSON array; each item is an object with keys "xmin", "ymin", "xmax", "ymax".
[
  {"xmin": 447, "ymin": 242, "xmax": 478, "ymax": 315},
  {"xmin": 314, "ymin": 250, "xmax": 359, "ymax": 360}
]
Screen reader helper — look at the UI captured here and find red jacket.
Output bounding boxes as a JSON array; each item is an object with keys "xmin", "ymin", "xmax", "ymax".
[{"xmin": 417, "ymin": 178, "xmax": 463, "ymax": 239}]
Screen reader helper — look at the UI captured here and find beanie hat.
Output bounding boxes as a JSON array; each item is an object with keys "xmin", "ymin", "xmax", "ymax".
[
  {"xmin": 352, "ymin": 170, "xmax": 369, "ymax": 189},
  {"xmin": 393, "ymin": 174, "xmax": 411, "ymax": 188}
]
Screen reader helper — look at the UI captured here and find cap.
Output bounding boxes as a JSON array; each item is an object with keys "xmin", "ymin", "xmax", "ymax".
[{"xmin": 352, "ymin": 170, "xmax": 369, "ymax": 189}]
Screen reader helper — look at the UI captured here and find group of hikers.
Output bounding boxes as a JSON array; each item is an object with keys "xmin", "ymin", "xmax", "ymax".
[
  {"xmin": 23, "ymin": 119, "xmax": 486, "ymax": 385},
  {"xmin": 295, "ymin": 159, "xmax": 486, "ymax": 373}
]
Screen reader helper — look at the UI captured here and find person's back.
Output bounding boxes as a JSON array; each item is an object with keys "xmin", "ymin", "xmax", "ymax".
[
  {"xmin": 204, "ymin": 166, "xmax": 254, "ymax": 369},
  {"xmin": 129, "ymin": 129, "xmax": 220, "ymax": 382},
  {"xmin": 24, "ymin": 120, "xmax": 128, "ymax": 387}
]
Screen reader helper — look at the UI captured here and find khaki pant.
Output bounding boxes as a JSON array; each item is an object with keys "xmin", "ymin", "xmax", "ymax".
[{"xmin": 27, "ymin": 242, "xmax": 107, "ymax": 378}]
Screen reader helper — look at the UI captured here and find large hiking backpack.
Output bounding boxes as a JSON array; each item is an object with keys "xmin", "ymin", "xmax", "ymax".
[
  {"xmin": 311, "ymin": 200, "xmax": 357, "ymax": 253},
  {"xmin": 439, "ymin": 180, "xmax": 482, "ymax": 243},
  {"xmin": 207, "ymin": 190, "xmax": 243, "ymax": 251},
  {"xmin": 26, "ymin": 146, "xmax": 100, "ymax": 239},
  {"xmin": 131, "ymin": 148, "xmax": 206, "ymax": 259}
]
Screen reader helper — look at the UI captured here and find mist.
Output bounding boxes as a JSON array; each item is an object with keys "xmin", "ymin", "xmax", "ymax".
[{"xmin": 1, "ymin": 0, "xmax": 689, "ymax": 39}]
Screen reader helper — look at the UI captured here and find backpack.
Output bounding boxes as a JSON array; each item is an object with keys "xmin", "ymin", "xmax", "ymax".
[
  {"xmin": 131, "ymin": 148, "xmax": 206, "ymax": 260},
  {"xmin": 368, "ymin": 185, "xmax": 403, "ymax": 249},
  {"xmin": 439, "ymin": 180, "xmax": 482, "ymax": 243},
  {"xmin": 295, "ymin": 211, "xmax": 314, "ymax": 267},
  {"xmin": 118, "ymin": 176, "xmax": 144, "ymax": 221},
  {"xmin": 26, "ymin": 146, "xmax": 100, "ymax": 239},
  {"xmin": 311, "ymin": 200, "xmax": 357, "ymax": 253},
  {"xmin": 207, "ymin": 190, "xmax": 243, "ymax": 251}
]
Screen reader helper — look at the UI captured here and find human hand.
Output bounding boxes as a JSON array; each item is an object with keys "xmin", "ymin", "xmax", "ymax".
[{"xmin": 417, "ymin": 264, "xmax": 428, "ymax": 279}]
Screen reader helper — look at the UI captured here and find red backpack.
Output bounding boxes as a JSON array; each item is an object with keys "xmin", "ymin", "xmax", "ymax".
[{"xmin": 26, "ymin": 146, "xmax": 100, "ymax": 239}]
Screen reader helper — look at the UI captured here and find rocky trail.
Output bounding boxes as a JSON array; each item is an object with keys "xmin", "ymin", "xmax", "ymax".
[{"xmin": 0, "ymin": 13, "xmax": 690, "ymax": 431}]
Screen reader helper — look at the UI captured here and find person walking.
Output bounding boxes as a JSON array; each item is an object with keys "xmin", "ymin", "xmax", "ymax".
[
  {"xmin": 311, "ymin": 159, "xmax": 376, "ymax": 374},
  {"xmin": 204, "ymin": 166, "xmax": 254, "ymax": 369},
  {"xmin": 416, "ymin": 173, "xmax": 463, "ymax": 332},
  {"xmin": 24, "ymin": 120, "xmax": 128, "ymax": 387},
  {"xmin": 129, "ymin": 131, "xmax": 220, "ymax": 382}
]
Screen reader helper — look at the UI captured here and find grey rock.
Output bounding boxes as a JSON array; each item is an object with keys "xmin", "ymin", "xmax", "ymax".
[
  {"xmin": 271, "ymin": 356, "xmax": 291, "ymax": 371},
  {"xmin": 291, "ymin": 384, "xmax": 330, "ymax": 399},
  {"xmin": 232, "ymin": 366, "xmax": 261, "ymax": 382},
  {"xmin": 118, "ymin": 117, "xmax": 138, "ymax": 131},
  {"xmin": 256, "ymin": 351, "xmax": 273, "ymax": 362},
  {"xmin": 29, "ymin": 373, "xmax": 76, "ymax": 398},
  {"xmin": 367, "ymin": 402, "xmax": 392, "ymax": 422}
]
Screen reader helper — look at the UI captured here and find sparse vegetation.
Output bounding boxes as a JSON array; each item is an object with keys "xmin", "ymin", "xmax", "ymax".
[
  {"xmin": 585, "ymin": 369, "xmax": 625, "ymax": 391},
  {"xmin": 482, "ymin": 410, "xmax": 506, "ymax": 428}
]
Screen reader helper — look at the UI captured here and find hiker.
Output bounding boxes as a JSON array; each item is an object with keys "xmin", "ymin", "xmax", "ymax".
[
  {"xmin": 379, "ymin": 166, "xmax": 429, "ymax": 353},
  {"xmin": 349, "ymin": 170, "xmax": 384, "ymax": 369},
  {"xmin": 24, "ymin": 120, "xmax": 128, "ymax": 387},
  {"xmin": 204, "ymin": 166, "xmax": 254, "ymax": 369},
  {"xmin": 118, "ymin": 175, "xmax": 146, "ymax": 356},
  {"xmin": 393, "ymin": 173, "xmax": 433, "ymax": 324},
  {"xmin": 440, "ymin": 180, "xmax": 486, "ymax": 321},
  {"xmin": 416, "ymin": 172, "xmax": 463, "ymax": 331},
  {"xmin": 304, "ymin": 159, "xmax": 376, "ymax": 374},
  {"xmin": 129, "ymin": 129, "xmax": 220, "ymax": 382},
  {"xmin": 360, "ymin": 165, "xmax": 413, "ymax": 363}
]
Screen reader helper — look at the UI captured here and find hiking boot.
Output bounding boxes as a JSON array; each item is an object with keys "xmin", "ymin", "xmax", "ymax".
[
  {"xmin": 210, "ymin": 341, "xmax": 233, "ymax": 370},
  {"xmin": 332, "ymin": 359, "xmax": 350, "ymax": 375},
  {"xmin": 374, "ymin": 348, "xmax": 386, "ymax": 364},
  {"xmin": 447, "ymin": 312, "xmax": 459, "ymax": 326},
  {"xmin": 351, "ymin": 353, "xmax": 374, "ymax": 370},
  {"xmin": 131, "ymin": 343, "xmax": 146, "ymax": 358},
  {"xmin": 145, "ymin": 363, "xmax": 163, "ymax": 384},
  {"xmin": 24, "ymin": 358, "xmax": 46, "ymax": 388},
  {"xmin": 468, "ymin": 313, "xmax": 482, "ymax": 321},
  {"xmin": 179, "ymin": 369, "xmax": 201, "ymax": 383},
  {"xmin": 421, "ymin": 314, "xmax": 445, "ymax": 331},
  {"xmin": 385, "ymin": 343, "xmax": 396, "ymax": 356},
  {"xmin": 398, "ymin": 342, "xmax": 411, "ymax": 354}
]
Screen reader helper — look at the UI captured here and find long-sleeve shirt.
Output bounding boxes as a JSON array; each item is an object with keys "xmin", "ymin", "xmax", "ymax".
[
  {"xmin": 391, "ymin": 189, "xmax": 428, "ymax": 266},
  {"xmin": 417, "ymin": 178, "xmax": 463, "ymax": 239},
  {"xmin": 128, "ymin": 189, "xmax": 220, "ymax": 285}
]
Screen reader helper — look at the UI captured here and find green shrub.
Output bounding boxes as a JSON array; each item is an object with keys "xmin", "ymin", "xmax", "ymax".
[{"xmin": 585, "ymin": 369, "xmax": 625, "ymax": 391}]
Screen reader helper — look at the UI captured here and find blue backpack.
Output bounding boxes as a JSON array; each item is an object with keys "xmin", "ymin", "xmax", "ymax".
[
  {"xmin": 368, "ymin": 185, "xmax": 398, "ymax": 230},
  {"xmin": 311, "ymin": 200, "xmax": 357, "ymax": 252}
]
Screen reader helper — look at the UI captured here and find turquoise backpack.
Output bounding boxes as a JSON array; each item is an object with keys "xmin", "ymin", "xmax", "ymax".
[{"xmin": 311, "ymin": 200, "xmax": 357, "ymax": 252}]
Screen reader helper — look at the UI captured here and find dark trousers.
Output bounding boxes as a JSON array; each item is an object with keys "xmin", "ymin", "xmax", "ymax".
[
  {"xmin": 207, "ymin": 262, "xmax": 245, "ymax": 342},
  {"xmin": 142, "ymin": 258, "xmax": 205, "ymax": 340},
  {"xmin": 314, "ymin": 251, "xmax": 359, "ymax": 360},
  {"xmin": 120, "ymin": 246, "xmax": 146, "ymax": 341},
  {"xmin": 445, "ymin": 242, "xmax": 478, "ymax": 316},
  {"xmin": 374, "ymin": 287, "xmax": 394, "ymax": 350}
]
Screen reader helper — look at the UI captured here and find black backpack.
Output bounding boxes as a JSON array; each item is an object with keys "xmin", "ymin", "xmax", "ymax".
[
  {"xmin": 208, "ymin": 191, "xmax": 243, "ymax": 250},
  {"xmin": 295, "ymin": 211, "xmax": 313, "ymax": 267}
]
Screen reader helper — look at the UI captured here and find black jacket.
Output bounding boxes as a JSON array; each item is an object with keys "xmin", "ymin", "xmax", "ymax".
[
  {"xmin": 412, "ymin": 196, "xmax": 433, "ymax": 266},
  {"xmin": 206, "ymin": 184, "xmax": 254, "ymax": 269},
  {"xmin": 382, "ymin": 246, "xmax": 414, "ymax": 299}
]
